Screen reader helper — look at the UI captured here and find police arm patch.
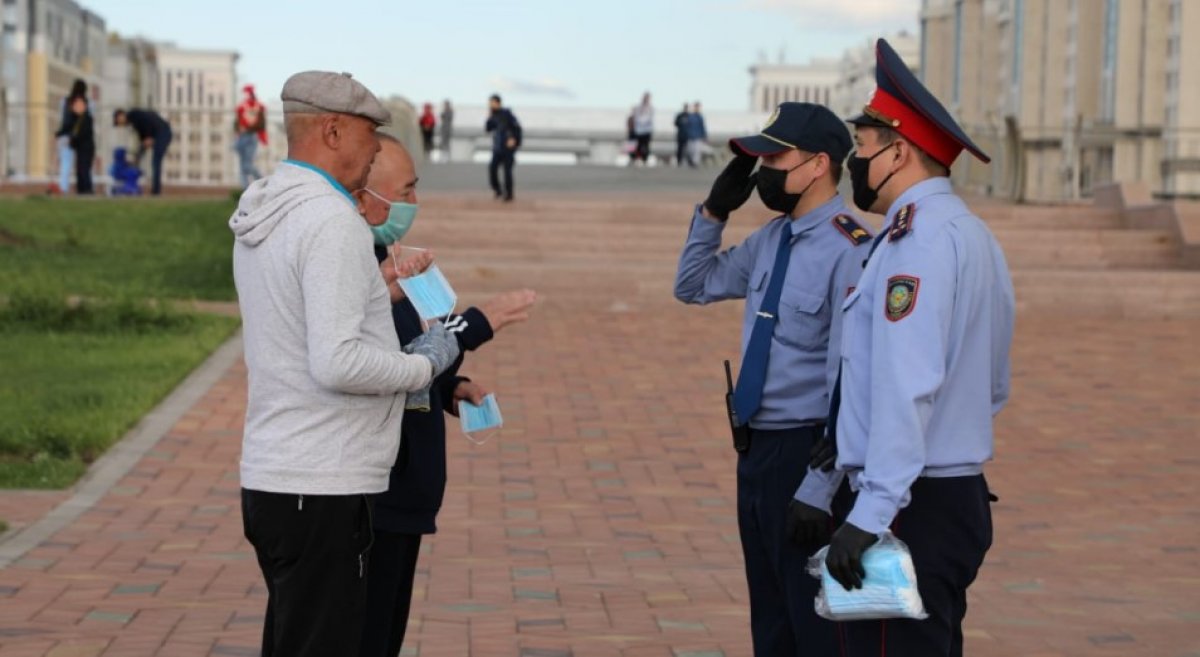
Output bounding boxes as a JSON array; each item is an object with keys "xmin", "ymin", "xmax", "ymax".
[{"xmin": 885, "ymin": 275, "xmax": 919, "ymax": 321}]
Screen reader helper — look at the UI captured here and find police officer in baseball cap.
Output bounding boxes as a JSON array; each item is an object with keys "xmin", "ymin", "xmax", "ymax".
[{"xmin": 674, "ymin": 102, "xmax": 873, "ymax": 656}]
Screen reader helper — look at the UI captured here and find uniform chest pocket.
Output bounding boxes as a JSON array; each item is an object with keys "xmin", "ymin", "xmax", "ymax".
[
  {"xmin": 746, "ymin": 268, "xmax": 769, "ymax": 309},
  {"xmin": 776, "ymin": 287, "xmax": 827, "ymax": 349}
]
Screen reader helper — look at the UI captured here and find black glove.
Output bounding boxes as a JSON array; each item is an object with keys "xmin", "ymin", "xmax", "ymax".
[
  {"xmin": 702, "ymin": 154, "xmax": 758, "ymax": 220},
  {"xmin": 786, "ymin": 499, "xmax": 831, "ymax": 554},
  {"xmin": 809, "ymin": 435, "xmax": 837, "ymax": 472},
  {"xmin": 825, "ymin": 522, "xmax": 879, "ymax": 591}
]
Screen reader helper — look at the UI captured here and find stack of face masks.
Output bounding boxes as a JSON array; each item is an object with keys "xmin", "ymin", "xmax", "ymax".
[
  {"xmin": 808, "ymin": 532, "xmax": 929, "ymax": 621},
  {"xmin": 398, "ymin": 265, "xmax": 457, "ymax": 320},
  {"xmin": 459, "ymin": 394, "xmax": 503, "ymax": 445}
]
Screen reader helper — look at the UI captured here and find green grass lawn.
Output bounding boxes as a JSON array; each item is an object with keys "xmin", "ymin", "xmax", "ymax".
[
  {"xmin": 0, "ymin": 197, "xmax": 237, "ymax": 301},
  {"xmin": 0, "ymin": 197, "xmax": 241, "ymax": 489}
]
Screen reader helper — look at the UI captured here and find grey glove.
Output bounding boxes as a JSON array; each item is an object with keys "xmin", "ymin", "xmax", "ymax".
[
  {"xmin": 404, "ymin": 323, "xmax": 461, "ymax": 376},
  {"xmin": 402, "ymin": 324, "xmax": 461, "ymax": 410}
]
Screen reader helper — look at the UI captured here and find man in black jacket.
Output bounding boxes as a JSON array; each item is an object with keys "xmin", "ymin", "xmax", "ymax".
[
  {"xmin": 113, "ymin": 107, "xmax": 173, "ymax": 195},
  {"xmin": 485, "ymin": 94, "xmax": 521, "ymax": 201},
  {"xmin": 354, "ymin": 135, "xmax": 536, "ymax": 657}
]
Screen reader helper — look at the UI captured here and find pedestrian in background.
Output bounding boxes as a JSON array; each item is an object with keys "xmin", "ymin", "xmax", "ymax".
[
  {"xmin": 419, "ymin": 103, "xmax": 436, "ymax": 160},
  {"xmin": 112, "ymin": 107, "xmax": 173, "ymax": 195},
  {"xmin": 64, "ymin": 95, "xmax": 94, "ymax": 194},
  {"xmin": 485, "ymin": 94, "xmax": 521, "ymax": 201},
  {"xmin": 631, "ymin": 92, "xmax": 654, "ymax": 164},
  {"xmin": 687, "ymin": 101, "xmax": 710, "ymax": 167},
  {"xmin": 674, "ymin": 103, "xmax": 691, "ymax": 167},
  {"xmin": 235, "ymin": 84, "xmax": 268, "ymax": 188},
  {"xmin": 52, "ymin": 78, "xmax": 87, "ymax": 194},
  {"xmin": 439, "ymin": 100, "xmax": 454, "ymax": 160}
]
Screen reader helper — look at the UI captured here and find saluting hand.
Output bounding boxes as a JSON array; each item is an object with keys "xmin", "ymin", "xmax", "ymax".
[
  {"xmin": 702, "ymin": 153, "xmax": 758, "ymax": 221},
  {"xmin": 825, "ymin": 522, "xmax": 879, "ymax": 591}
]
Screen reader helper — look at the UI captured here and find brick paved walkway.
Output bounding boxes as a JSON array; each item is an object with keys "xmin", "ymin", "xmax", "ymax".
[{"xmin": 1, "ymin": 189, "xmax": 1197, "ymax": 657}]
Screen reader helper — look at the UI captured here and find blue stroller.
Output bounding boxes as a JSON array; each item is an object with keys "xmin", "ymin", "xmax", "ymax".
[{"xmin": 109, "ymin": 147, "xmax": 143, "ymax": 196}]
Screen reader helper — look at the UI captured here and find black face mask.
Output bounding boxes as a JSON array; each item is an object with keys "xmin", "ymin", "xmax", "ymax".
[
  {"xmin": 846, "ymin": 143, "xmax": 898, "ymax": 212},
  {"xmin": 756, "ymin": 155, "xmax": 818, "ymax": 216}
]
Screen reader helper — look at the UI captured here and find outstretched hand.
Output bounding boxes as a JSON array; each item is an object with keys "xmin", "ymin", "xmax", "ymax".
[{"xmin": 478, "ymin": 289, "xmax": 537, "ymax": 332}]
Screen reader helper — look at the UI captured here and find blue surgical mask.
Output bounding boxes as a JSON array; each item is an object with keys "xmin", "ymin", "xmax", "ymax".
[
  {"xmin": 397, "ymin": 264, "xmax": 456, "ymax": 320},
  {"xmin": 365, "ymin": 188, "xmax": 418, "ymax": 246},
  {"xmin": 459, "ymin": 393, "xmax": 503, "ymax": 444}
]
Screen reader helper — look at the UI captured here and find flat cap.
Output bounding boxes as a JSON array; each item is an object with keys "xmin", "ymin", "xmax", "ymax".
[{"xmin": 281, "ymin": 71, "xmax": 391, "ymax": 126}]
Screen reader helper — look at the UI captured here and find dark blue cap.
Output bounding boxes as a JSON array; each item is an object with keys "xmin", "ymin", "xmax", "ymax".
[
  {"xmin": 848, "ymin": 39, "xmax": 989, "ymax": 166},
  {"xmin": 730, "ymin": 102, "xmax": 852, "ymax": 163}
]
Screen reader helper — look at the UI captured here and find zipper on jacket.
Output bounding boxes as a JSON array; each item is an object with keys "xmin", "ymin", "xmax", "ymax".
[{"xmin": 298, "ymin": 494, "xmax": 304, "ymax": 511}]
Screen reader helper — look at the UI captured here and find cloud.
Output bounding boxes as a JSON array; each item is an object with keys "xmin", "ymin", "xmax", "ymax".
[
  {"xmin": 489, "ymin": 77, "xmax": 577, "ymax": 99},
  {"xmin": 733, "ymin": 0, "xmax": 920, "ymax": 32}
]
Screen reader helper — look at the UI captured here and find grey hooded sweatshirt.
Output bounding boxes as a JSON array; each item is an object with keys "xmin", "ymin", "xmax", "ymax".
[{"xmin": 231, "ymin": 162, "xmax": 436, "ymax": 495}]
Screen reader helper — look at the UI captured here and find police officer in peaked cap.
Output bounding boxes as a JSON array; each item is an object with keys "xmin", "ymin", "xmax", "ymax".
[{"xmin": 790, "ymin": 38, "xmax": 1016, "ymax": 657}]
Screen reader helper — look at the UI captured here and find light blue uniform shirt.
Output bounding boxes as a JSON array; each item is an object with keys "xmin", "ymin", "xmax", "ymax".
[
  {"xmin": 796, "ymin": 178, "xmax": 1015, "ymax": 534},
  {"xmin": 674, "ymin": 195, "xmax": 873, "ymax": 430}
]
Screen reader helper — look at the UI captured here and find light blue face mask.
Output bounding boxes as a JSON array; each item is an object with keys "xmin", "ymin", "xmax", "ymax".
[
  {"xmin": 365, "ymin": 188, "xmax": 418, "ymax": 246},
  {"xmin": 459, "ymin": 393, "xmax": 503, "ymax": 444},
  {"xmin": 397, "ymin": 264, "xmax": 457, "ymax": 320}
]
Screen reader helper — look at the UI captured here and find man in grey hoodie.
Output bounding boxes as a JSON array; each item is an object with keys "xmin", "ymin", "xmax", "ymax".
[{"xmin": 229, "ymin": 71, "xmax": 461, "ymax": 657}]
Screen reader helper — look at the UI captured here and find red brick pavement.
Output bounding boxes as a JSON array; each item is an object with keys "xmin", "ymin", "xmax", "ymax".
[{"xmin": 1, "ymin": 194, "xmax": 1198, "ymax": 657}]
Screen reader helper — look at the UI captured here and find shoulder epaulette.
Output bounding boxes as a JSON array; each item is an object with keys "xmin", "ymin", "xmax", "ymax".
[
  {"xmin": 832, "ymin": 214, "xmax": 872, "ymax": 245},
  {"xmin": 888, "ymin": 203, "xmax": 916, "ymax": 242}
]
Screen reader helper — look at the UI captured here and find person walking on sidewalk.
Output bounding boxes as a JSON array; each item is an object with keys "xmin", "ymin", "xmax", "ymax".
[
  {"xmin": 229, "ymin": 71, "xmax": 462, "ymax": 657},
  {"xmin": 485, "ymin": 94, "xmax": 521, "ymax": 201}
]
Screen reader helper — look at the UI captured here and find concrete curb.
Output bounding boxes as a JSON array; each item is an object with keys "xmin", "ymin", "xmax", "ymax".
[{"xmin": 0, "ymin": 331, "xmax": 244, "ymax": 569}]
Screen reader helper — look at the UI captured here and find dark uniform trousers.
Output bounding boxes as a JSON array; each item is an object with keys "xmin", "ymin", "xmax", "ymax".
[
  {"xmin": 242, "ymin": 489, "xmax": 374, "ymax": 657},
  {"xmin": 841, "ymin": 475, "xmax": 993, "ymax": 657},
  {"xmin": 738, "ymin": 425, "xmax": 841, "ymax": 657}
]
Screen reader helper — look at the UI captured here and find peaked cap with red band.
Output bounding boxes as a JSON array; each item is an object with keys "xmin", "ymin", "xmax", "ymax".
[{"xmin": 848, "ymin": 38, "xmax": 990, "ymax": 168}]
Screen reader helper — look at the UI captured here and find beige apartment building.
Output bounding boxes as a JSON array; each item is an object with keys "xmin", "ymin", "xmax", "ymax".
[
  {"xmin": 921, "ymin": 0, "xmax": 1198, "ymax": 201},
  {"xmin": 833, "ymin": 31, "xmax": 919, "ymax": 123},
  {"xmin": 153, "ymin": 44, "xmax": 239, "ymax": 187},
  {"xmin": 748, "ymin": 57, "xmax": 839, "ymax": 113},
  {"xmin": 1, "ymin": 0, "xmax": 106, "ymax": 181}
]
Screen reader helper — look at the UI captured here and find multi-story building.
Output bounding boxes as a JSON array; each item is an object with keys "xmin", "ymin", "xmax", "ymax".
[
  {"xmin": 832, "ymin": 31, "xmax": 920, "ymax": 123},
  {"xmin": 153, "ymin": 43, "xmax": 238, "ymax": 187},
  {"xmin": 921, "ymin": 0, "xmax": 1196, "ymax": 201},
  {"xmin": 102, "ymin": 34, "xmax": 156, "ymax": 171},
  {"xmin": 1, "ymin": 0, "xmax": 106, "ymax": 181},
  {"xmin": 1163, "ymin": 0, "xmax": 1200, "ymax": 196},
  {"xmin": 748, "ymin": 57, "xmax": 839, "ymax": 114}
]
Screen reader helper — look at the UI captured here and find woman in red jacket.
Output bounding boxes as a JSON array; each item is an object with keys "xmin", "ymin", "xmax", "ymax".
[{"xmin": 418, "ymin": 103, "xmax": 436, "ymax": 160}]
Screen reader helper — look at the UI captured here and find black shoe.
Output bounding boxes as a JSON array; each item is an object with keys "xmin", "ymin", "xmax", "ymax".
[{"xmin": 503, "ymin": 195, "xmax": 514, "ymax": 202}]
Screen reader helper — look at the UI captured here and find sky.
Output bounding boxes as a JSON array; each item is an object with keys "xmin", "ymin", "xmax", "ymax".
[{"xmin": 86, "ymin": 0, "xmax": 919, "ymax": 112}]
